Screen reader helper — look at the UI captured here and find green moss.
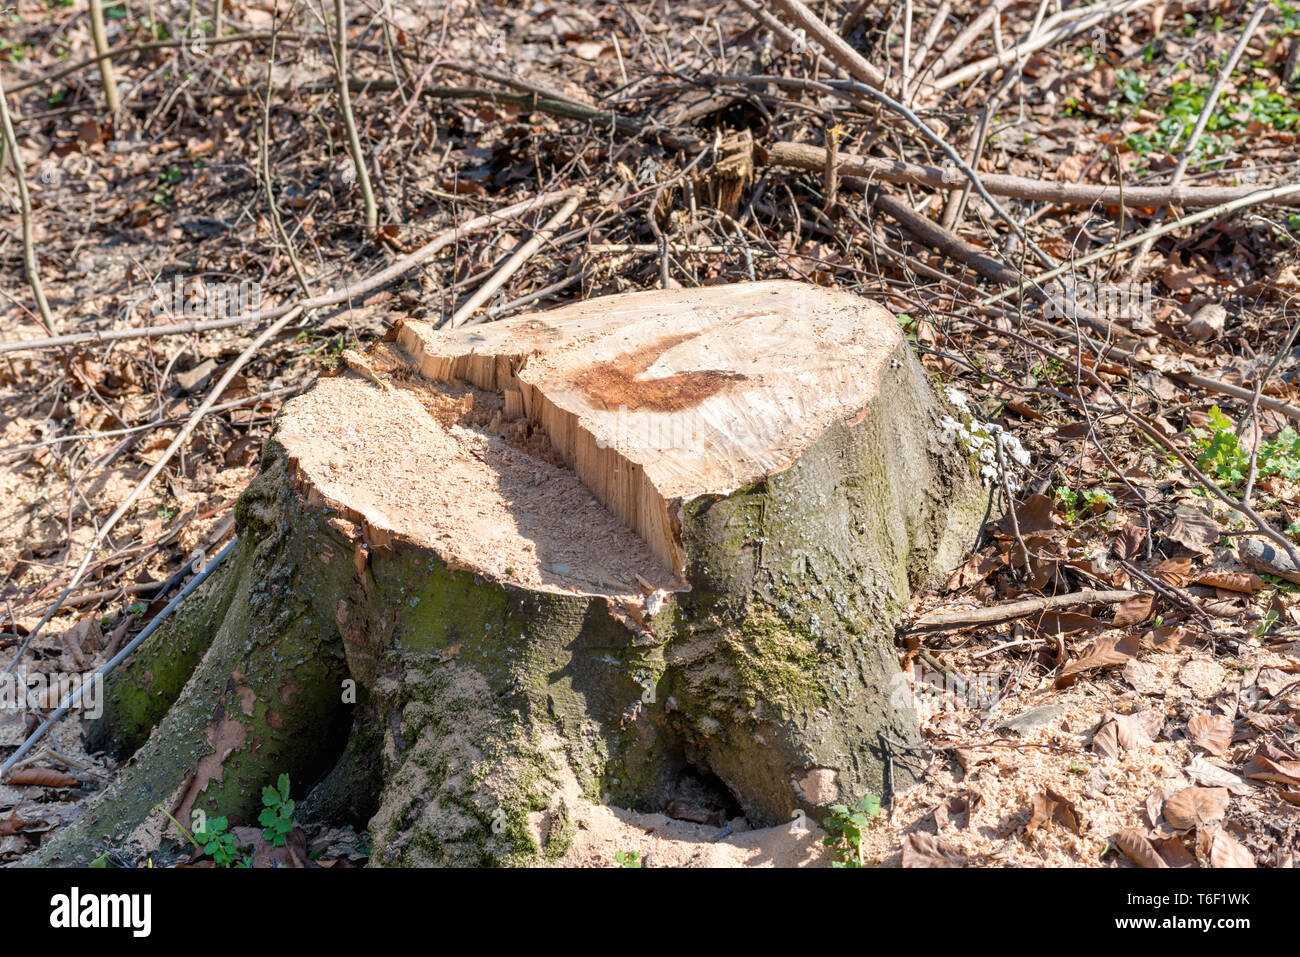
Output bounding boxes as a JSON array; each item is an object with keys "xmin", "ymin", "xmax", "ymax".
[{"xmin": 724, "ymin": 608, "xmax": 827, "ymax": 711}]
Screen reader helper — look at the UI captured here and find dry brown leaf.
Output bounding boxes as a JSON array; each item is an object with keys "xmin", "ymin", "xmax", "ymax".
[
  {"xmin": 1167, "ymin": 510, "xmax": 1222, "ymax": 556},
  {"xmin": 1058, "ymin": 633, "xmax": 1140, "ymax": 685},
  {"xmin": 1161, "ymin": 786, "xmax": 1229, "ymax": 831},
  {"xmin": 0, "ymin": 813, "xmax": 44, "ymax": 837},
  {"xmin": 1142, "ymin": 625, "xmax": 1193, "ymax": 650},
  {"xmin": 1151, "ymin": 835, "xmax": 1199, "ymax": 868},
  {"xmin": 1116, "ymin": 828, "xmax": 1167, "ymax": 868},
  {"xmin": 1112, "ymin": 594, "xmax": 1155, "ymax": 628},
  {"xmin": 1186, "ymin": 714, "xmax": 1233, "ymax": 756},
  {"xmin": 1027, "ymin": 788, "xmax": 1084, "ymax": 834},
  {"xmin": 1208, "ymin": 827, "xmax": 1256, "ymax": 868},
  {"xmin": 6, "ymin": 767, "xmax": 79, "ymax": 788},
  {"xmin": 1185, "ymin": 756, "xmax": 1253, "ymax": 795},
  {"xmin": 1191, "ymin": 568, "xmax": 1264, "ymax": 594},
  {"xmin": 1112, "ymin": 522, "xmax": 1148, "ymax": 561},
  {"xmin": 901, "ymin": 832, "xmax": 967, "ymax": 867},
  {"xmin": 996, "ymin": 493, "xmax": 1058, "ymax": 536},
  {"xmin": 1242, "ymin": 752, "xmax": 1300, "ymax": 786},
  {"xmin": 1093, "ymin": 713, "xmax": 1151, "ymax": 758},
  {"xmin": 1241, "ymin": 710, "xmax": 1290, "ymax": 734},
  {"xmin": 1151, "ymin": 557, "xmax": 1194, "ymax": 586}
]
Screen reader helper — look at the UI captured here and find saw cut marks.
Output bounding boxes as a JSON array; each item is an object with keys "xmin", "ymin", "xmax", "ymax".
[
  {"xmin": 277, "ymin": 367, "xmax": 679, "ymax": 600},
  {"xmin": 395, "ymin": 280, "xmax": 904, "ymax": 575}
]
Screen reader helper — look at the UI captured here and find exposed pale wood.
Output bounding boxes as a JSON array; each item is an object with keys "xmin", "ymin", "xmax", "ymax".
[{"xmin": 388, "ymin": 280, "xmax": 902, "ymax": 576}]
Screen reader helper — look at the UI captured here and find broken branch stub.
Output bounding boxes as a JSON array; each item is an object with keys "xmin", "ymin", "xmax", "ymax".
[{"xmin": 42, "ymin": 280, "xmax": 986, "ymax": 866}]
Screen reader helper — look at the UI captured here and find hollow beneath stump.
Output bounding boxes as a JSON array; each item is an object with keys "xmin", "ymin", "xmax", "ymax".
[{"xmin": 33, "ymin": 280, "xmax": 987, "ymax": 866}]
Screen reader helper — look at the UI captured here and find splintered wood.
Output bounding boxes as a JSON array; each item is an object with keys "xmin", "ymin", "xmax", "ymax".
[{"xmin": 278, "ymin": 280, "xmax": 903, "ymax": 596}]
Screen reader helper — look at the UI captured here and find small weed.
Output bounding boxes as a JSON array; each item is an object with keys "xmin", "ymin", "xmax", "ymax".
[
  {"xmin": 258, "ymin": 772, "xmax": 295, "ymax": 847},
  {"xmin": 193, "ymin": 815, "xmax": 248, "ymax": 867},
  {"xmin": 1191, "ymin": 405, "xmax": 1300, "ymax": 494},
  {"xmin": 614, "ymin": 850, "xmax": 642, "ymax": 868},
  {"xmin": 822, "ymin": 794, "xmax": 881, "ymax": 868},
  {"xmin": 1255, "ymin": 608, "xmax": 1281, "ymax": 638}
]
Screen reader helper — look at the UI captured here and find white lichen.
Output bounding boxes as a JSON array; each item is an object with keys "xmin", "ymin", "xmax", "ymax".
[{"xmin": 941, "ymin": 389, "xmax": 1031, "ymax": 490}]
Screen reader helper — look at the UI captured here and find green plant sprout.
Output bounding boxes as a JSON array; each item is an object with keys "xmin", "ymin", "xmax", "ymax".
[{"xmin": 822, "ymin": 794, "xmax": 881, "ymax": 868}]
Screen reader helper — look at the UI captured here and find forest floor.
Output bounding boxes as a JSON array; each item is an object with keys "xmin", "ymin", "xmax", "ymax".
[{"xmin": 1, "ymin": 0, "xmax": 1299, "ymax": 867}]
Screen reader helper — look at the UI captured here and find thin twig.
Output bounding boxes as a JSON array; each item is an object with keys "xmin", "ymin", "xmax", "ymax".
[
  {"xmin": 0, "ymin": 71, "xmax": 56, "ymax": 335},
  {"xmin": 451, "ymin": 190, "xmax": 584, "ymax": 326}
]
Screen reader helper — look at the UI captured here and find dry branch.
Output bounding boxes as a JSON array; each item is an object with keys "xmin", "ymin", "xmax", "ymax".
[
  {"xmin": 765, "ymin": 0, "xmax": 887, "ymax": 89},
  {"xmin": 87, "ymin": 0, "xmax": 120, "ymax": 113},
  {"xmin": 910, "ymin": 589, "xmax": 1142, "ymax": 633},
  {"xmin": 760, "ymin": 140, "xmax": 1300, "ymax": 207},
  {"xmin": 0, "ymin": 72, "xmax": 55, "ymax": 334},
  {"xmin": 931, "ymin": 0, "xmax": 1158, "ymax": 93},
  {"xmin": 450, "ymin": 189, "xmax": 584, "ymax": 327}
]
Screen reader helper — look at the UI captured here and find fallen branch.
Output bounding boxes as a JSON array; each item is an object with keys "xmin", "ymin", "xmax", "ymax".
[
  {"xmin": 331, "ymin": 0, "xmax": 378, "ymax": 233},
  {"xmin": 910, "ymin": 589, "xmax": 1142, "ymax": 633},
  {"xmin": 451, "ymin": 188, "xmax": 584, "ymax": 326},
  {"xmin": 0, "ymin": 539, "xmax": 237, "ymax": 779},
  {"xmin": 759, "ymin": 140, "xmax": 1300, "ymax": 207},
  {"xmin": 931, "ymin": 0, "xmax": 1157, "ymax": 94},
  {"xmin": 87, "ymin": 0, "xmax": 120, "ymax": 113},
  {"xmin": 1127, "ymin": 0, "xmax": 1271, "ymax": 276},
  {"xmin": 0, "ymin": 70, "xmax": 55, "ymax": 334},
  {"xmin": 735, "ymin": 76, "xmax": 1058, "ymax": 268},
  {"xmin": 6, "ymin": 30, "xmax": 297, "ymax": 96},
  {"xmin": 219, "ymin": 78, "xmax": 642, "ymax": 135},
  {"xmin": 1, "ymin": 304, "xmax": 303, "ymax": 677},
  {"xmin": 764, "ymin": 0, "xmax": 887, "ymax": 89},
  {"xmin": 980, "ymin": 181, "xmax": 1300, "ymax": 308}
]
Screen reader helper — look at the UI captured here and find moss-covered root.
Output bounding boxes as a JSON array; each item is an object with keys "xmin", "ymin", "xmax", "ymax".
[
  {"xmin": 26, "ymin": 455, "xmax": 353, "ymax": 866},
  {"xmin": 83, "ymin": 539, "xmax": 243, "ymax": 759}
]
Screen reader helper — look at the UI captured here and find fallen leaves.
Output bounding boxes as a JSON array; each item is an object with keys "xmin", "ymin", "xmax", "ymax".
[
  {"xmin": 900, "ymin": 832, "xmax": 968, "ymax": 867},
  {"xmin": 1167, "ymin": 510, "xmax": 1222, "ymax": 556},
  {"xmin": 1028, "ymin": 788, "xmax": 1084, "ymax": 835},
  {"xmin": 1208, "ymin": 828, "xmax": 1256, "ymax": 868},
  {"xmin": 1092, "ymin": 712, "xmax": 1151, "ymax": 758},
  {"xmin": 5, "ymin": 768, "xmax": 79, "ymax": 788},
  {"xmin": 1116, "ymin": 828, "xmax": 1167, "ymax": 868},
  {"xmin": 1160, "ymin": 787, "xmax": 1229, "ymax": 831},
  {"xmin": 1242, "ymin": 746, "xmax": 1300, "ymax": 787},
  {"xmin": 1186, "ymin": 714, "xmax": 1233, "ymax": 756},
  {"xmin": 1185, "ymin": 756, "xmax": 1254, "ymax": 796},
  {"xmin": 1111, "ymin": 593, "xmax": 1155, "ymax": 628},
  {"xmin": 1058, "ymin": 633, "xmax": 1140, "ymax": 686},
  {"xmin": 1190, "ymin": 568, "xmax": 1264, "ymax": 594}
]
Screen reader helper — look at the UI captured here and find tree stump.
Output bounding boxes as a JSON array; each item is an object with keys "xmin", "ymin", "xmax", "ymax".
[{"xmin": 34, "ymin": 280, "xmax": 987, "ymax": 866}]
